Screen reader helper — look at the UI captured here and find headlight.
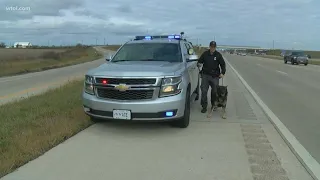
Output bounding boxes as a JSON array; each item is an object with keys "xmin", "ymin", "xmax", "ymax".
[
  {"xmin": 294, "ymin": 57, "xmax": 297, "ymax": 59},
  {"xmin": 159, "ymin": 76, "xmax": 182, "ymax": 97},
  {"xmin": 84, "ymin": 75, "xmax": 94, "ymax": 95}
]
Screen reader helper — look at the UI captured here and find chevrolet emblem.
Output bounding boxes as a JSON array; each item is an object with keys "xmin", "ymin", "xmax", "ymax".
[{"xmin": 115, "ymin": 84, "xmax": 129, "ymax": 91}]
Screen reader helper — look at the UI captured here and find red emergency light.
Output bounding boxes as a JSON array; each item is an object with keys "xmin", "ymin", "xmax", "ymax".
[{"xmin": 102, "ymin": 79, "xmax": 108, "ymax": 84}]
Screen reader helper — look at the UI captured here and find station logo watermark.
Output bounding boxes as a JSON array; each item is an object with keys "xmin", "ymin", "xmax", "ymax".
[{"xmin": 5, "ymin": 6, "xmax": 31, "ymax": 11}]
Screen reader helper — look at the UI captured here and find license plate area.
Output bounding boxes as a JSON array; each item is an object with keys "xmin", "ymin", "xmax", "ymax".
[{"xmin": 113, "ymin": 109, "xmax": 131, "ymax": 120}]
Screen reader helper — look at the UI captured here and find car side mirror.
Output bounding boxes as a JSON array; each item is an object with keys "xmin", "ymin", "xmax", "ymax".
[
  {"xmin": 188, "ymin": 49, "xmax": 194, "ymax": 55},
  {"xmin": 106, "ymin": 55, "xmax": 113, "ymax": 61},
  {"xmin": 187, "ymin": 54, "xmax": 198, "ymax": 62}
]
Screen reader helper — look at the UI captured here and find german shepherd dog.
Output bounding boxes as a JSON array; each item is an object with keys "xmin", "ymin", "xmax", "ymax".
[{"xmin": 207, "ymin": 84, "xmax": 228, "ymax": 119}]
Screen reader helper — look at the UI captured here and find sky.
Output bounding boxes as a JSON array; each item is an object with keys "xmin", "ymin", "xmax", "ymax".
[{"xmin": 0, "ymin": 0, "xmax": 319, "ymax": 50}]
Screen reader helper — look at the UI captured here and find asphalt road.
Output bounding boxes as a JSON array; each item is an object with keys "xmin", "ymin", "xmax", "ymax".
[
  {"xmin": 0, "ymin": 47, "xmax": 112, "ymax": 105},
  {"xmin": 225, "ymin": 53, "xmax": 320, "ymax": 164}
]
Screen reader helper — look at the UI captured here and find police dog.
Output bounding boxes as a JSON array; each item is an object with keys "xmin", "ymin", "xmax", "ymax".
[{"xmin": 207, "ymin": 85, "xmax": 228, "ymax": 119}]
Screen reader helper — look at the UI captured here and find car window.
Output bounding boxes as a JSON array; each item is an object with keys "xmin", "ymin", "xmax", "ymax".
[
  {"xmin": 112, "ymin": 43, "xmax": 182, "ymax": 62},
  {"xmin": 181, "ymin": 42, "xmax": 188, "ymax": 56},
  {"xmin": 184, "ymin": 43, "xmax": 190, "ymax": 50},
  {"xmin": 292, "ymin": 51, "xmax": 304, "ymax": 56}
]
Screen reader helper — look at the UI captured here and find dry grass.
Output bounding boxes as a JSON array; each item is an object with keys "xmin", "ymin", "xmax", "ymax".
[
  {"xmin": 0, "ymin": 47, "xmax": 102, "ymax": 77},
  {"xmin": 0, "ymin": 48, "xmax": 67, "ymax": 61},
  {"xmin": 102, "ymin": 45, "xmax": 121, "ymax": 51},
  {"xmin": 0, "ymin": 80, "xmax": 93, "ymax": 178}
]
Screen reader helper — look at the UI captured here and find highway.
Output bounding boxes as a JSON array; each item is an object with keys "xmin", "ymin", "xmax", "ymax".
[
  {"xmin": 0, "ymin": 47, "xmax": 112, "ymax": 105},
  {"xmin": 225, "ymin": 54, "xmax": 320, "ymax": 164}
]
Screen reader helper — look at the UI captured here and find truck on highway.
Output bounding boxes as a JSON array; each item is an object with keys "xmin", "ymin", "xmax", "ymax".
[
  {"xmin": 284, "ymin": 51, "xmax": 308, "ymax": 66},
  {"xmin": 82, "ymin": 35, "xmax": 200, "ymax": 128}
]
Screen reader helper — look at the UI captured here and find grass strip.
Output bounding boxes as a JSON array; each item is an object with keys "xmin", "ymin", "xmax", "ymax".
[
  {"xmin": 0, "ymin": 80, "xmax": 92, "ymax": 178},
  {"xmin": 0, "ymin": 47, "xmax": 102, "ymax": 77}
]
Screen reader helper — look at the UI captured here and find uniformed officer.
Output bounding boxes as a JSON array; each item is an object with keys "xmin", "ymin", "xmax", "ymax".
[{"xmin": 197, "ymin": 41, "xmax": 226, "ymax": 113}]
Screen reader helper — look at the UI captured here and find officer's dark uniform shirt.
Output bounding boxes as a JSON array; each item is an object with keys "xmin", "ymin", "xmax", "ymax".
[{"xmin": 198, "ymin": 50, "xmax": 226, "ymax": 77}]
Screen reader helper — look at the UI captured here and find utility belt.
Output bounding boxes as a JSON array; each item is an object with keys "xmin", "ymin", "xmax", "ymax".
[{"xmin": 200, "ymin": 68, "xmax": 220, "ymax": 77}]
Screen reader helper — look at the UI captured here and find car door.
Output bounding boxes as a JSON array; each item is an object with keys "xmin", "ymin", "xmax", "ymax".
[
  {"xmin": 184, "ymin": 42, "xmax": 198, "ymax": 93},
  {"xmin": 187, "ymin": 42, "xmax": 199, "ymax": 92},
  {"xmin": 182, "ymin": 42, "xmax": 195, "ymax": 92}
]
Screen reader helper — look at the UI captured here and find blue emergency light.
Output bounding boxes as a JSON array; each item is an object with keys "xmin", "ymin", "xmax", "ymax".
[
  {"xmin": 134, "ymin": 35, "xmax": 181, "ymax": 40},
  {"xmin": 165, "ymin": 111, "xmax": 174, "ymax": 117}
]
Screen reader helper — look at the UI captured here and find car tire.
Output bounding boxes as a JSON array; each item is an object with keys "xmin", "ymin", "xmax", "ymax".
[
  {"xmin": 284, "ymin": 60, "xmax": 287, "ymax": 64},
  {"xmin": 304, "ymin": 63, "xmax": 308, "ymax": 66},
  {"xmin": 171, "ymin": 87, "xmax": 191, "ymax": 128},
  {"xmin": 291, "ymin": 59, "xmax": 294, "ymax": 65}
]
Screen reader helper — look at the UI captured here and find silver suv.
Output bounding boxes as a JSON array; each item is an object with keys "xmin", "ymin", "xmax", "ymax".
[{"xmin": 82, "ymin": 35, "xmax": 200, "ymax": 128}]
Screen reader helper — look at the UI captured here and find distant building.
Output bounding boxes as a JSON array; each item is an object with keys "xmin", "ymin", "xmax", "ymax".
[{"xmin": 13, "ymin": 42, "xmax": 32, "ymax": 48}]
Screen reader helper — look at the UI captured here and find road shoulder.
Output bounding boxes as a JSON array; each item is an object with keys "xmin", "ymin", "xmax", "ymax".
[{"xmin": 225, "ymin": 55, "xmax": 320, "ymax": 180}]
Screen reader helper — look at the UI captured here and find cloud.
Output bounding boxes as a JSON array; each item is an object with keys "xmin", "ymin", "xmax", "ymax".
[
  {"xmin": 116, "ymin": 4, "xmax": 133, "ymax": 13},
  {"xmin": 0, "ymin": 0, "xmax": 84, "ymax": 20},
  {"xmin": 0, "ymin": 0, "xmax": 319, "ymax": 49}
]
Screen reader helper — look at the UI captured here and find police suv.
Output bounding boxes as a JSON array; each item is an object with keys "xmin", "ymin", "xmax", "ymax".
[{"xmin": 82, "ymin": 35, "xmax": 200, "ymax": 128}]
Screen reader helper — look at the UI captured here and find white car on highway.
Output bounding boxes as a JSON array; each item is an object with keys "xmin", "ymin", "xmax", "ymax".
[{"xmin": 82, "ymin": 35, "xmax": 200, "ymax": 128}]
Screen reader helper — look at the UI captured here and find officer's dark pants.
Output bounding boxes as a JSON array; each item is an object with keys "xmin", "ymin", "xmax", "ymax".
[{"xmin": 201, "ymin": 74, "xmax": 219, "ymax": 108}]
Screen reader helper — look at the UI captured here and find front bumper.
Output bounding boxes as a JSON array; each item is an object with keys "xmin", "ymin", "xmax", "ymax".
[
  {"xmin": 295, "ymin": 59, "xmax": 308, "ymax": 64},
  {"xmin": 82, "ymin": 91, "xmax": 186, "ymax": 121}
]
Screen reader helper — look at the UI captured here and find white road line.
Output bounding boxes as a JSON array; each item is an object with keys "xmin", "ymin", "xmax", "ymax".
[
  {"xmin": 276, "ymin": 70, "xmax": 288, "ymax": 75},
  {"xmin": 225, "ymin": 57, "xmax": 320, "ymax": 180}
]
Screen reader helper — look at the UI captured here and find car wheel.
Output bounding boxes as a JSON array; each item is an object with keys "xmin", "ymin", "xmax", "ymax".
[
  {"xmin": 304, "ymin": 63, "xmax": 308, "ymax": 66},
  {"xmin": 284, "ymin": 60, "xmax": 287, "ymax": 64},
  {"xmin": 171, "ymin": 87, "xmax": 191, "ymax": 128},
  {"xmin": 291, "ymin": 60, "xmax": 294, "ymax": 65}
]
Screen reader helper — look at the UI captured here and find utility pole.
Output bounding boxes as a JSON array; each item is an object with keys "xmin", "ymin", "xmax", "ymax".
[
  {"xmin": 104, "ymin": 38, "xmax": 105, "ymax": 45},
  {"xmin": 95, "ymin": 38, "xmax": 97, "ymax": 46}
]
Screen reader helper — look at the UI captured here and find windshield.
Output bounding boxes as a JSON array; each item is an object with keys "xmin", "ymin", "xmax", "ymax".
[
  {"xmin": 112, "ymin": 43, "xmax": 182, "ymax": 62},
  {"xmin": 292, "ymin": 51, "xmax": 305, "ymax": 56}
]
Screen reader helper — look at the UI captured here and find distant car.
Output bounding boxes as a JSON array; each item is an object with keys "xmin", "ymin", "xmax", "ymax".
[{"xmin": 284, "ymin": 51, "xmax": 308, "ymax": 66}]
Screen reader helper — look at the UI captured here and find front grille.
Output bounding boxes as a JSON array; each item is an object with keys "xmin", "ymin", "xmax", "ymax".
[
  {"xmin": 96, "ymin": 88, "xmax": 154, "ymax": 100},
  {"xmin": 95, "ymin": 78, "xmax": 156, "ymax": 85}
]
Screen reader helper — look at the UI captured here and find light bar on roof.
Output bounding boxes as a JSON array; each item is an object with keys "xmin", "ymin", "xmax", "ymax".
[
  {"xmin": 144, "ymin": 36, "xmax": 152, "ymax": 40},
  {"xmin": 134, "ymin": 35, "xmax": 181, "ymax": 40}
]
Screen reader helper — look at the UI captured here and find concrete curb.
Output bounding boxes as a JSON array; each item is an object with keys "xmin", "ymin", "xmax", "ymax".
[{"xmin": 224, "ymin": 56, "xmax": 320, "ymax": 180}]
